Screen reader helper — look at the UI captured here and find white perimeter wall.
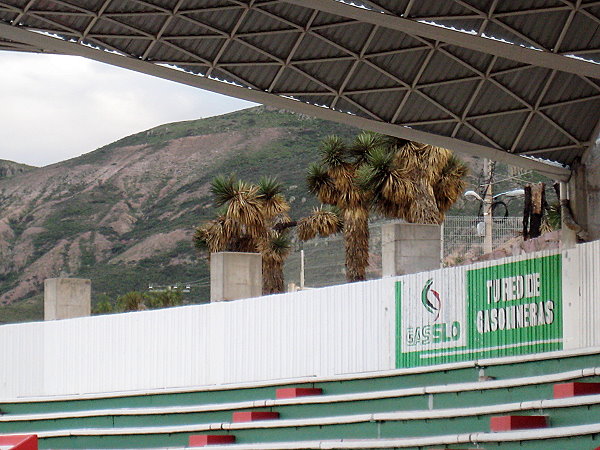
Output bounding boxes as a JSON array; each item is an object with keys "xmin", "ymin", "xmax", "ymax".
[{"xmin": 0, "ymin": 240, "xmax": 598, "ymax": 400}]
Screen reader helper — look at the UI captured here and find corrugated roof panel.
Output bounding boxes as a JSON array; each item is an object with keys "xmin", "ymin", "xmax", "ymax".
[
  {"xmin": 240, "ymin": 31, "xmax": 302, "ymax": 61},
  {"xmin": 271, "ymin": 66, "xmax": 333, "ymax": 94},
  {"xmin": 542, "ymin": 72, "xmax": 599, "ymax": 105},
  {"xmin": 175, "ymin": 37, "xmax": 233, "ymax": 63},
  {"xmin": 470, "ymin": 112, "xmax": 530, "ymax": 150},
  {"xmin": 185, "ymin": 8, "xmax": 245, "ymax": 34},
  {"xmin": 2, "ymin": 0, "xmax": 598, "ymax": 170},
  {"xmin": 92, "ymin": 37, "xmax": 147, "ymax": 57},
  {"xmin": 315, "ymin": 21, "xmax": 374, "ymax": 55},
  {"xmin": 259, "ymin": 2, "xmax": 323, "ymax": 28},
  {"xmin": 344, "ymin": 62, "xmax": 400, "ymax": 91},
  {"xmin": 442, "ymin": 45, "xmax": 495, "ymax": 74},
  {"xmin": 398, "ymin": 1, "xmax": 475, "ymax": 19},
  {"xmin": 105, "ymin": 0, "xmax": 165, "ymax": 14},
  {"xmin": 395, "ymin": 91, "xmax": 455, "ymax": 123},
  {"xmin": 518, "ymin": 114, "xmax": 575, "ymax": 151},
  {"xmin": 454, "ymin": 122, "xmax": 497, "ymax": 149},
  {"xmin": 220, "ymin": 38, "xmax": 279, "ymax": 65},
  {"xmin": 420, "ymin": 80, "xmax": 481, "ymax": 116},
  {"xmin": 493, "ymin": 66, "xmax": 553, "ymax": 105},
  {"xmin": 558, "ymin": 12, "xmax": 600, "ymax": 56},
  {"xmin": 543, "ymin": 99, "xmax": 600, "ymax": 143},
  {"xmin": 415, "ymin": 122, "xmax": 460, "ymax": 138},
  {"xmin": 221, "ymin": 63, "xmax": 281, "ymax": 90},
  {"xmin": 348, "ymin": 91, "xmax": 406, "ymax": 122},
  {"xmin": 164, "ymin": 15, "xmax": 220, "ymax": 37},
  {"xmin": 294, "ymin": 59, "xmax": 355, "ymax": 91},
  {"xmin": 367, "ymin": 27, "xmax": 428, "ymax": 55},
  {"xmin": 417, "ymin": 51, "xmax": 479, "ymax": 84},
  {"xmin": 465, "ymin": 82, "xmax": 525, "ymax": 116},
  {"xmin": 369, "ymin": 50, "xmax": 432, "ymax": 84},
  {"xmin": 290, "ymin": 32, "xmax": 352, "ymax": 61},
  {"xmin": 499, "ymin": 9, "xmax": 569, "ymax": 50}
]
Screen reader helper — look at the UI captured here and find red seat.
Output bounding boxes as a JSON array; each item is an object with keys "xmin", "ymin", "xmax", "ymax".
[
  {"xmin": 232, "ymin": 411, "xmax": 280, "ymax": 422},
  {"xmin": 0, "ymin": 435, "xmax": 38, "ymax": 450},
  {"xmin": 554, "ymin": 382, "xmax": 600, "ymax": 399},
  {"xmin": 490, "ymin": 415, "xmax": 548, "ymax": 432},
  {"xmin": 188, "ymin": 435, "xmax": 235, "ymax": 447},
  {"xmin": 276, "ymin": 388, "xmax": 323, "ymax": 399}
]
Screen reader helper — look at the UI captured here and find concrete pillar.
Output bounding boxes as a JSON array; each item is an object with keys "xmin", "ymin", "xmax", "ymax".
[
  {"xmin": 382, "ymin": 223, "xmax": 441, "ymax": 277},
  {"xmin": 44, "ymin": 278, "xmax": 91, "ymax": 321},
  {"xmin": 569, "ymin": 136, "xmax": 600, "ymax": 241},
  {"xmin": 210, "ymin": 252, "xmax": 262, "ymax": 302}
]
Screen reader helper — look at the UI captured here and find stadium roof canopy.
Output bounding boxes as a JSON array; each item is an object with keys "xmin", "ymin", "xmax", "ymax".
[{"xmin": 2, "ymin": 0, "xmax": 600, "ymax": 181}]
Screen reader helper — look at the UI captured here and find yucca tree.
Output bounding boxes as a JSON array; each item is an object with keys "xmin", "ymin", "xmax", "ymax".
[
  {"xmin": 305, "ymin": 135, "xmax": 376, "ymax": 282},
  {"xmin": 194, "ymin": 175, "xmax": 292, "ymax": 295},
  {"xmin": 357, "ymin": 137, "xmax": 468, "ymax": 224},
  {"xmin": 305, "ymin": 132, "xmax": 468, "ymax": 283}
]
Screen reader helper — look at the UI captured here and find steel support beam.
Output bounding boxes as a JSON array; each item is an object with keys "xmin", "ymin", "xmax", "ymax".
[
  {"xmin": 282, "ymin": 0, "xmax": 600, "ymax": 80},
  {"xmin": 0, "ymin": 22, "xmax": 571, "ymax": 181}
]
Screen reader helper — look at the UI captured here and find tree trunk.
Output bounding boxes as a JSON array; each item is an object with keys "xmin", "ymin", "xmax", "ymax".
[
  {"xmin": 523, "ymin": 183, "xmax": 545, "ymax": 240},
  {"xmin": 529, "ymin": 183, "xmax": 545, "ymax": 239},
  {"xmin": 262, "ymin": 256, "xmax": 285, "ymax": 295},
  {"xmin": 343, "ymin": 207, "xmax": 370, "ymax": 282},
  {"xmin": 523, "ymin": 185, "xmax": 532, "ymax": 241}
]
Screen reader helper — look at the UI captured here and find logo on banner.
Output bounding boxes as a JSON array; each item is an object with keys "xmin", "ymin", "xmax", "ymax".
[{"xmin": 421, "ymin": 279, "xmax": 441, "ymax": 321}]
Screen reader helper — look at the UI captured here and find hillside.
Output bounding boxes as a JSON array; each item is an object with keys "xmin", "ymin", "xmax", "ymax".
[
  {"xmin": 0, "ymin": 107, "xmax": 360, "ymax": 323},
  {"xmin": 0, "ymin": 106, "xmax": 553, "ymax": 324},
  {"xmin": 0, "ymin": 160, "xmax": 34, "ymax": 179}
]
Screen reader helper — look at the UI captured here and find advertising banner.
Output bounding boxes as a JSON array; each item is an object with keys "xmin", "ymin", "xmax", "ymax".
[{"xmin": 396, "ymin": 254, "xmax": 562, "ymax": 368}]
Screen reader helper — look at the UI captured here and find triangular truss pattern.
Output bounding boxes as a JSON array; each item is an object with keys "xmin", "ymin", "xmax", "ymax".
[{"xmin": 0, "ymin": 0, "xmax": 598, "ymax": 176}]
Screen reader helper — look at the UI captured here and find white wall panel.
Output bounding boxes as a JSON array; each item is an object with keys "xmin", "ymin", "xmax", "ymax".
[
  {"xmin": 565, "ymin": 240, "xmax": 600, "ymax": 349},
  {"xmin": 0, "ymin": 242, "xmax": 598, "ymax": 400},
  {"xmin": 0, "ymin": 276, "xmax": 398, "ymax": 399}
]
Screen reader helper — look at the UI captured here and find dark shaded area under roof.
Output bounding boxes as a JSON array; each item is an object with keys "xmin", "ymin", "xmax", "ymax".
[{"xmin": 1, "ymin": 0, "xmax": 599, "ymax": 176}]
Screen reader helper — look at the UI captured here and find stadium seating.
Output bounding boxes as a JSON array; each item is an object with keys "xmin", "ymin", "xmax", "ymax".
[{"xmin": 2, "ymin": 347, "xmax": 600, "ymax": 449}]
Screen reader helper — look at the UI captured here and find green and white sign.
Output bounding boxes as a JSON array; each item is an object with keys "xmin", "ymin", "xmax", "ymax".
[{"xmin": 396, "ymin": 254, "xmax": 562, "ymax": 368}]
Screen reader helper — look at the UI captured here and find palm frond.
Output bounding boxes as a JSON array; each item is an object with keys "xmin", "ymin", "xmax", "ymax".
[
  {"xmin": 258, "ymin": 177, "xmax": 290, "ymax": 219},
  {"xmin": 210, "ymin": 174, "xmax": 238, "ymax": 207},
  {"xmin": 433, "ymin": 154, "xmax": 469, "ymax": 215},
  {"xmin": 307, "ymin": 163, "xmax": 339, "ymax": 205},
  {"xmin": 297, "ymin": 206, "xmax": 343, "ymax": 241},
  {"xmin": 349, "ymin": 131, "xmax": 387, "ymax": 164},
  {"xmin": 319, "ymin": 135, "xmax": 349, "ymax": 168}
]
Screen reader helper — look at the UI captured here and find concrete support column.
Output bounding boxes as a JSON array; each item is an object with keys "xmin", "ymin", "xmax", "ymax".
[
  {"xmin": 210, "ymin": 252, "xmax": 262, "ymax": 302},
  {"xmin": 382, "ymin": 223, "xmax": 441, "ymax": 277},
  {"xmin": 569, "ymin": 136, "xmax": 600, "ymax": 241},
  {"xmin": 44, "ymin": 278, "xmax": 91, "ymax": 321}
]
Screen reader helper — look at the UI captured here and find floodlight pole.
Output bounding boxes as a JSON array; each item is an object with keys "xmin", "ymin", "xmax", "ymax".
[{"xmin": 483, "ymin": 159, "xmax": 494, "ymax": 254}]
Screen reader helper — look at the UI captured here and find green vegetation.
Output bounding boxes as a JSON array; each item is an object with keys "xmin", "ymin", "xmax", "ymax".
[{"xmin": 0, "ymin": 106, "xmax": 555, "ymax": 324}]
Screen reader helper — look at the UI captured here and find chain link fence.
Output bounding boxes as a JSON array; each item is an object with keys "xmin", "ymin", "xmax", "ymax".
[{"xmin": 284, "ymin": 216, "xmax": 522, "ymax": 289}]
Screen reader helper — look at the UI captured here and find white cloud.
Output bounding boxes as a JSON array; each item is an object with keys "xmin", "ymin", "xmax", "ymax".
[{"xmin": 0, "ymin": 52, "xmax": 256, "ymax": 167}]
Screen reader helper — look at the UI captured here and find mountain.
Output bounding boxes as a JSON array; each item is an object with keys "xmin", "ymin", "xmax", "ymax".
[
  {"xmin": 0, "ymin": 160, "xmax": 34, "ymax": 179},
  {"xmin": 0, "ymin": 106, "xmax": 553, "ymax": 324},
  {"xmin": 0, "ymin": 106, "xmax": 359, "ymax": 323}
]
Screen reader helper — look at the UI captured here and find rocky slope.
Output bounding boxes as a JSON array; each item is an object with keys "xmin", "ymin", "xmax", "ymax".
[{"xmin": 0, "ymin": 107, "xmax": 358, "ymax": 322}]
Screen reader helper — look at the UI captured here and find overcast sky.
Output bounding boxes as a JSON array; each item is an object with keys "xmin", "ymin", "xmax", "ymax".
[{"xmin": 0, "ymin": 52, "xmax": 256, "ymax": 167}]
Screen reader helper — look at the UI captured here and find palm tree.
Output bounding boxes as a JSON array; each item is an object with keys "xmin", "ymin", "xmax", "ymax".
[
  {"xmin": 305, "ymin": 135, "xmax": 376, "ymax": 282},
  {"xmin": 305, "ymin": 132, "xmax": 468, "ymax": 283},
  {"xmin": 357, "ymin": 137, "xmax": 468, "ymax": 224},
  {"xmin": 194, "ymin": 175, "xmax": 292, "ymax": 295}
]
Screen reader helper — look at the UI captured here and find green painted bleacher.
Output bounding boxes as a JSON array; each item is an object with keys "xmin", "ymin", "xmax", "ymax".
[{"xmin": 1, "ymin": 347, "xmax": 600, "ymax": 449}]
